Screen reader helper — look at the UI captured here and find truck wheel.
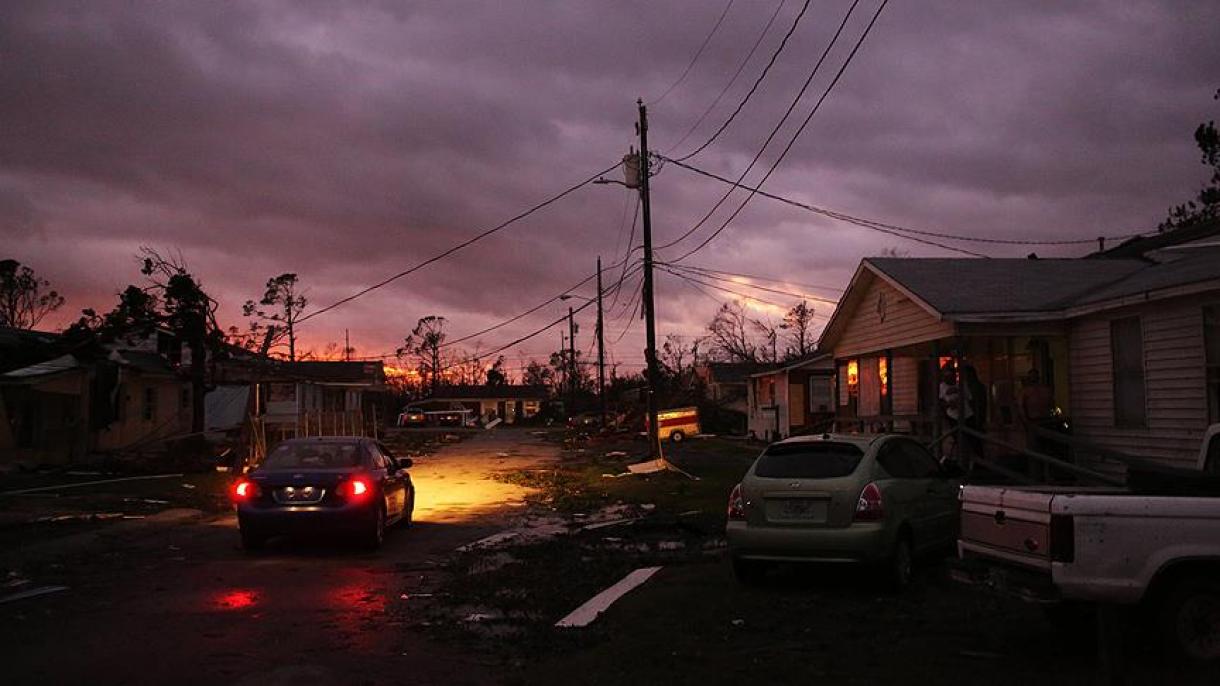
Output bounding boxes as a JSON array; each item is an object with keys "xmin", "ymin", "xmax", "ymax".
[
  {"xmin": 670, "ymin": 430, "xmax": 686, "ymax": 443},
  {"xmin": 731, "ymin": 557, "xmax": 769, "ymax": 586},
  {"xmin": 1159, "ymin": 575, "xmax": 1220, "ymax": 663}
]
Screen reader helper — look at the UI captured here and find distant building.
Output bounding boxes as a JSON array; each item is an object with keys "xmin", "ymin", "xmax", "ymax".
[
  {"xmin": 423, "ymin": 385, "xmax": 548, "ymax": 424},
  {"xmin": 746, "ymin": 354, "xmax": 835, "ymax": 442}
]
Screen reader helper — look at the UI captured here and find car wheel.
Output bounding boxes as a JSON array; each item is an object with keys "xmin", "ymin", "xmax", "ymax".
[
  {"xmin": 886, "ymin": 534, "xmax": 914, "ymax": 591},
  {"xmin": 731, "ymin": 556, "xmax": 769, "ymax": 586},
  {"xmin": 670, "ymin": 430, "xmax": 686, "ymax": 443},
  {"xmin": 240, "ymin": 527, "xmax": 266, "ymax": 552},
  {"xmin": 403, "ymin": 491, "xmax": 415, "ymax": 528},
  {"xmin": 363, "ymin": 506, "xmax": 386, "ymax": 550},
  {"xmin": 1159, "ymin": 575, "xmax": 1220, "ymax": 663}
]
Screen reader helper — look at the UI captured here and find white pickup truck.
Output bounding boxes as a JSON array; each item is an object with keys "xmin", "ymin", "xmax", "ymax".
[{"xmin": 953, "ymin": 424, "xmax": 1220, "ymax": 663}]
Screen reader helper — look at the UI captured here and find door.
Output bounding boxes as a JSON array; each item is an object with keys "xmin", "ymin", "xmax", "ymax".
[{"xmin": 371, "ymin": 442, "xmax": 404, "ymax": 519}]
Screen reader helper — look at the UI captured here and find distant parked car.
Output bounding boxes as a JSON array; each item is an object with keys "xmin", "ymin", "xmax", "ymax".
[
  {"xmin": 726, "ymin": 433, "xmax": 961, "ymax": 588},
  {"xmin": 397, "ymin": 406, "xmax": 427, "ymax": 427},
  {"xmin": 231, "ymin": 436, "xmax": 415, "ymax": 550},
  {"xmin": 567, "ymin": 412, "xmax": 602, "ymax": 430}
]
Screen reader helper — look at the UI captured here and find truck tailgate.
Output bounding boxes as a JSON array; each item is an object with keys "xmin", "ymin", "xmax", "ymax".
[{"xmin": 959, "ymin": 486, "xmax": 1054, "ymax": 570}]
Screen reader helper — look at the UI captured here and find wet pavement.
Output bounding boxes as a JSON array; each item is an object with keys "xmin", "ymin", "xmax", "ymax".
[{"xmin": 0, "ymin": 429, "xmax": 558, "ymax": 686}]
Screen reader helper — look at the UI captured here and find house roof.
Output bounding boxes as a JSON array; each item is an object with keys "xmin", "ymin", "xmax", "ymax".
[
  {"xmin": 215, "ymin": 358, "xmax": 386, "ymax": 386},
  {"xmin": 428, "ymin": 384, "xmax": 549, "ymax": 401},
  {"xmin": 748, "ymin": 353, "xmax": 834, "ymax": 379},
  {"xmin": 1091, "ymin": 219, "xmax": 1220, "ymax": 259},
  {"xmin": 865, "ymin": 258, "xmax": 1147, "ymax": 315},
  {"xmin": 701, "ymin": 362, "xmax": 767, "ymax": 384},
  {"xmin": 107, "ymin": 349, "xmax": 179, "ymax": 376},
  {"xmin": 1, "ymin": 354, "xmax": 82, "ymax": 380},
  {"xmin": 818, "ymin": 247, "xmax": 1220, "ymax": 354}
]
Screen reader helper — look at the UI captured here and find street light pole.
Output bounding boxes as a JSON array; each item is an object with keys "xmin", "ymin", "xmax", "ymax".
[
  {"xmin": 637, "ymin": 99, "xmax": 660, "ymax": 460},
  {"xmin": 568, "ymin": 305, "xmax": 577, "ymax": 414},
  {"xmin": 596, "ymin": 256, "xmax": 606, "ymax": 429}
]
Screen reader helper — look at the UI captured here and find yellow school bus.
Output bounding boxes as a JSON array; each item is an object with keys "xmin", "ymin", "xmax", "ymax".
[{"xmin": 651, "ymin": 406, "xmax": 700, "ymax": 443}]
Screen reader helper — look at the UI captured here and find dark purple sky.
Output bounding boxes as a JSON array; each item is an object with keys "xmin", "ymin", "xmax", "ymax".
[{"xmin": 3, "ymin": 0, "xmax": 1218, "ymax": 372}]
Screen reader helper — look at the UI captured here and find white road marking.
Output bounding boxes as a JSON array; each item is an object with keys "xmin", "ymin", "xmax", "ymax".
[{"xmin": 555, "ymin": 566, "xmax": 662, "ymax": 628}]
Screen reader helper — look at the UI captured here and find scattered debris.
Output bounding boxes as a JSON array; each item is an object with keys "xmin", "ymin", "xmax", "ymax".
[
  {"xmin": 555, "ymin": 567, "xmax": 663, "ymax": 628},
  {"xmin": 31, "ymin": 512, "xmax": 124, "ymax": 524},
  {"xmin": 1, "ymin": 473, "xmax": 185, "ymax": 496},
  {"xmin": 581, "ymin": 518, "xmax": 636, "ymax": 531},
  {"xmin": 497, "ymin": 452, "xmax": 510, "ymax": 458},
  {"xmin": 677, "ymin": 510, "xmax": 701, "ymax": 517},
  {"xmin": 0, "ymin": 585, "xmax": 69, "ymax": 604},
  {"xmin": 180, "ymin": 483, "xmax": 197, "ymax": 490},
  {"xmin": 65, "ymin": 470, "xmax": 103, "ymax": 476},
  {"xmin": 463, "ymin": 611, "xmax": 503, "ymax": 623},
  {"xmin": 626, "ymin": 460, "xmax": 666, "ymax": 475},
  {"xmin": 731, "ymin": 618, "xmax": 745, "ymax": 627},
  {"xmin": 124, "ymin": 498, "xmax": 170, "ymax": 505},
  {"xmin": 656, "ymin": 541, "xmax": 684, "ymax": 551},
  {"xmin": 485, "ymin": 418, "xmax": 503, "ymax": 429},
  {"xmin": 604, "ymin": 451, "xmax": 628, "ymax": 458}
]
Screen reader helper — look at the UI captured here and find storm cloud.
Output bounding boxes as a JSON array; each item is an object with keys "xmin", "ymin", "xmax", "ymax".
[{"xmin": 2, "ymin": 0, "xmax": 1217, "ymax": 368}]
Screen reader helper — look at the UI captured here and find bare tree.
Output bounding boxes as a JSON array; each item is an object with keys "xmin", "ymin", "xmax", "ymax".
[
  {"xmin": 243, "ymin": 273, "xmax": 307, "ymax": 361},
  {"xmin": 522, "ymin": 359, "xmax": 554, "ymax": 390},
  {"xmin": 779, "ymin": 300, "xmax": 816, "ymax": 360},
  {"xmin": 707, "ymin": 302, "xmax": 758, "ymax": 363},
  {"xmin": 0, "ymin": 259, "xmax": 65, "ymax": 329},
  {"xmin": 753, "ymin": 317, "xmax": 778, "ymax": 364},
  {"xmin": 397, "ymin": 316, "xmax": 447, "ymax": 394}
]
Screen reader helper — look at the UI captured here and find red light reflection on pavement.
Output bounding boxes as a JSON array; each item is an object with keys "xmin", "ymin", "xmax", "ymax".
[{"xmin": 213, "ymin": 589, "xmax": 260, "ymax": 610}]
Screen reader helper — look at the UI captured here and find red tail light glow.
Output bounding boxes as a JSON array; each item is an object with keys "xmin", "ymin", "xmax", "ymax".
[
  {"xmin": 727, "ymin": 483, "xmax": 746, "ymax": 521},
  {"xmin": 231, "ymin": 479, "xmax": 258, "ymax": 502},
  {"xmin": 854, "ymin": 482, "xmax": 885, "ymax": 522},
  {"xmin": 341, "ymin": 477, "xmax": 371, "ymax": 499}
]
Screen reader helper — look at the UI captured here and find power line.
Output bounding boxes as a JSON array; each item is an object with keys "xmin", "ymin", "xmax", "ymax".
[
  {"xmin": 661, "ymin": 156, "xmax": 1145, "ymax": 249},
  {"xmin": 296, "ymin": 161, "xmax": 620, "ymax": 326},
  {"xmin": 664, "ymin": 0, "xmax": 788, "ymax": 155},
  {"xmin": 672, "ymin": 263, "xmax": 846, "ymax": 294},
  {"xmin": 660, "ymin": 262, "xmax": 839, "ymax": 305},
  {"xmin": 668, "ymin": 0, "xmax": 894, "ymax": 264},
  {"xmin": 657, "ymin": 0, "xmax": 863, "ymax": 254},
  {"xmin": 651, "ymin": 0, "xmax": 736, "ymax": 106},
  {"xmin": 673, "ymin": 0, "xmax": 813, "ymax": 162}
]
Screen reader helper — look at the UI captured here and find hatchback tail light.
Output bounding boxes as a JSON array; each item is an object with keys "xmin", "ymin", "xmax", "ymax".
[
  {"xmin": 854, "ymin": 482, "xmax": 885, "ymax": 522},
  {"xmin": 340, "ymin": 477, "xmax": 372, "ymax": 500},
  {"xmin": 231, "ymin": 479, "xmax": 259, "ymax": 502},
  {"xmin": 727, "ymin": 483, "xmax": 746, "ymax": 521}
]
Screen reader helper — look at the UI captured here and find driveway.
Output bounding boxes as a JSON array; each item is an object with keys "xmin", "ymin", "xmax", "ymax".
[{"xmin": 0, "ymin": 428, "xmax": 557, "ymax": 686}]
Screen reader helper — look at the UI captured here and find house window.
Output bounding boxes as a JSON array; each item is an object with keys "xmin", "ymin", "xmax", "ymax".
[
  {"xmin": 809, "ymin": 377, "xmax": 832, "ymax": 413},
  {"xmin": 1110, "ymin": 316, "xmax": 1146, "ymax": 427},
  {"xmin": 1205, "ymin": 305, "xmax": 1220, "ymax": 423},
  {"xmin": 143, "ymin": 387, "xmax": 157, "ymax": 422}
]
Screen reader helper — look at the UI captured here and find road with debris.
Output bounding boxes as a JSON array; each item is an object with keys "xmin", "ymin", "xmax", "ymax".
[{"xmin": 0, "ymin": 429, "xmax": 558, "ymax": 686}]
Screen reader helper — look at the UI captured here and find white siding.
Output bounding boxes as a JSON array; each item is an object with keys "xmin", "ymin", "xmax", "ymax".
[
  {"xmin": 834, "ymin": 277, "xmax": 954, "ymax": 359},
  {"xmin": 1069, "ymin": 300, "xmax": 1208, "ymax": 467}
]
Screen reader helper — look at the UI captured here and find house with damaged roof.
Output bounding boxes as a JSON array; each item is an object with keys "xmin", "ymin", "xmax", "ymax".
[
  {"xmin": 0, "ymin": 331, "xmax": 193, "ymax": 467},
  {"xmin": 818, "ymin": 228, "xmax": 1220, "ymax": 471}
]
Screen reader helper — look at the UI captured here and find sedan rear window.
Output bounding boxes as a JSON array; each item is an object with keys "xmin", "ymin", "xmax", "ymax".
[
  {"xmin": 754, "ymin": 442, "xmax": 865, "ymax": 479},
  {"xmin": 261, "ymin": 443, "xmax": 362, "ymax": 470}
]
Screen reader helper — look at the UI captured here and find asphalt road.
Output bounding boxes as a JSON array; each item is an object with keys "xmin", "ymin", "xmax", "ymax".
[{"xmin": 0, "ymin": 429, "xmax": 557, "ymax": 686}]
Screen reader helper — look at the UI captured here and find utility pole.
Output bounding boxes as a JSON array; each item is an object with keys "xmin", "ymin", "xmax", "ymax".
[
  {"xmin": 637, "ymin": 99, "xmax": 660, "ymax": 459},
  {"xmin": 344, "ymin": 329, "xmax": 351, "ymax": 362},
  {"xmin": 568, "ymin": 306, "xmax": 577, "ymax": 414},
  {"xmin": 596, "ymin": 256, "xmax": 606, "ymax": 429}
]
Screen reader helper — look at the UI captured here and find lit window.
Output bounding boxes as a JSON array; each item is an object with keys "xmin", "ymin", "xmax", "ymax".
[
  {"xmin": 846, "ymin": 360, "xmax": 859, "ymax": 388},
  {"xmin": 878, "ymin": 358, "xmax": 889, "ymax": 396}
]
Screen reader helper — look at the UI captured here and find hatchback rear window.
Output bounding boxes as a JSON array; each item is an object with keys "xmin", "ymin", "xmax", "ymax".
[
  {"xmin": 261, "ymin": 443, "xmax": 362, "ymax": 470},
  {"xmin": 754, "ymin": 442, "xmax": 865, "ymax": 479}
]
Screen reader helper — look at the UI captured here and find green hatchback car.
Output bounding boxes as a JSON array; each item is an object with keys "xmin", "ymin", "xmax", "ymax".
[{"xmin": 726, "ymin": 433, "xmax": 961, "ymax": 588}]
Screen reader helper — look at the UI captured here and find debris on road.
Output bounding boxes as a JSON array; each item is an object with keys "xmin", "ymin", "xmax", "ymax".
[
  {"xmin": 0, "ymin": 585, "xmax": 69, "ymax": 604},
  {"xmin": 0, "ymin": 473, "xmax": 185, "ymax": 496},
  {"xmin": 555, "ymin": 566, "xmax": 662, "ymax": 628},
  {"xmin": 604, "ymin": 451, "xmax": 628, "ymax": 458}
]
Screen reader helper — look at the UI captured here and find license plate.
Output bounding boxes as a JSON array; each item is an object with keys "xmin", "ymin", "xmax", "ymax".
[
  {"xmin": 769, "ymin": 499, "xmax": 827, "ymax": 521},
  {"xmin": 274, "ymin": 486, "xmax": 324, "ymax": 504}
]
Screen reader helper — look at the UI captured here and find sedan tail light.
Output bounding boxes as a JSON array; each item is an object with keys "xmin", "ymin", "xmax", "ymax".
[
  {"xmin": 339, "ymin": 477, "xmax": 372, "ymax": 500},
  {"xmin": 727, "ymin": 483, "xmax": 746, "ymax": 521},
  {"xmin": 231, "ymin": 479, "xmax": 259, "ymax": 502},
  {"xmin": 854, "ymin": 482, "xmax": 885, "ymax": 522}
]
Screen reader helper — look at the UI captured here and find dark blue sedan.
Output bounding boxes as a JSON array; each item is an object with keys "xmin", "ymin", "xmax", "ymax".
[{"xmin": 231, "ymin": 436, "xmax": 415, "ymax": 550}]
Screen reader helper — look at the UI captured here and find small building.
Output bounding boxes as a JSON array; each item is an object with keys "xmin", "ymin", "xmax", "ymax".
[
  {"xmin": 424, "ymin": 385, "xmax": 548, "ymax": 424},
  {"xmin": 0, "ymin": 349, "xmax": 192, "ymax": 466},
  {"xmin": 746, "ymin": 354, "xmax": 836, "ymax": 442},
  {"xmin": 695, "ymin": 362, "xmax": 765, "ymax": 414},
  {"xmin": 817, "ymin": 239, "xmax": 1220, "ymax": 470},
  {"xmin": 212, "ymin": 359, "xmax": 388, "ymax": 442}
]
